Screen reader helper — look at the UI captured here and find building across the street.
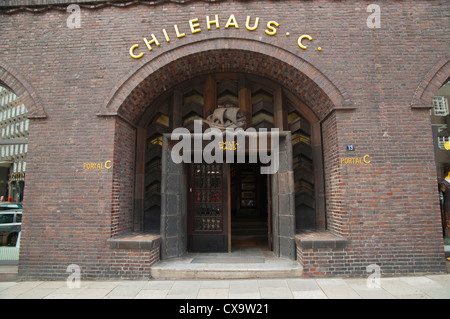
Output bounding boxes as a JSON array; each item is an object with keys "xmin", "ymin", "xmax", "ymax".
[
  {"xmin": 0, "ymin": 86, "xmax": 28, "ymax": 203},
  {"xmin": 0, "ymin": 0, "xmax": 448, "ymax": 280}
]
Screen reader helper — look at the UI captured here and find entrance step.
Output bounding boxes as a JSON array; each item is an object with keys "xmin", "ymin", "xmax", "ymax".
[
  {"xmin": 231, "ymin": 235, "xmax": 267, "ymax": 241},
  {"xmin": 150, "ymin": 248, "xmax": 303, "ymax": 280},
  {"xmin": 231, "ymin": 219, "xmax": 268, "ymax": 236},
  {"xmin": 231, "ymin": 235, "xmax": 269, "ymax": 249},
  {"xmin": 231, "ymin": 218, "xmax": 269, "ymax": 248},
  {"xmin": 232, "ymin": 228, "xmax": 268, "ymax": 236},
  {"xmin": 150, "ymin": 260, "xmax": 303, "ymax": 280}
]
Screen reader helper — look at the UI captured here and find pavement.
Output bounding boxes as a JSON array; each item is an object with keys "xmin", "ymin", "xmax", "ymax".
[
  {"xmin": 1, "ymin": 245, "xmax": 448, "ymax": 299},
  {"xmin": 0, "ymin": 274, "xmax": 449, "ymax": 299}
]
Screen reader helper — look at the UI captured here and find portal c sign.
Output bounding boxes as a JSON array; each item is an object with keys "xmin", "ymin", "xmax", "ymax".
[
  {"xmin": 340, "ymin": 155, "xmax": 371, "ymax": 165},
  {"xmin": 83, "ymin": 160, "xmax": 112, "ymax": 170}
]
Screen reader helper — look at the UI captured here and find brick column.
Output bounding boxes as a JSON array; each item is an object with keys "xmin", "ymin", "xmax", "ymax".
[{"xmin": 238, "ymin": 74, "xmax": 252, "ymax": 128}]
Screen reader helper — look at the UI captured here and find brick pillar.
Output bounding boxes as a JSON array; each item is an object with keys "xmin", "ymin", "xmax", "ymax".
[
  {"xmin": 238, "ymin": 75, "xmax": 252, "ymax": 128},
  {"xmin": 203, "ymin": 76, "xmax": 216, "ymax": 119}
]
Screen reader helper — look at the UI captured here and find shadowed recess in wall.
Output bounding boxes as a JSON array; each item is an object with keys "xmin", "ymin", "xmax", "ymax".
[{"xmin": 191, "ymin": 256, "xmax": 265, "ymax": 264}]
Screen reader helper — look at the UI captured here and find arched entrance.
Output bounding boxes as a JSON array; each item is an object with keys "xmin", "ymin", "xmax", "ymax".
[
  {"xmin": 102, "ymin": 42, "xmax": 352, "ymax": 262},
  {"xmin": 429, "ymin": 82, "xmax": 450, "ymax": 263},
  {"xmin": 0, "ymin": 82, "xmax": 30, "ymax": 269},
  {"xmin": 140, "ymin": 73, "xmax": 323, "ymax": 260},
  {"xmin": 0, "ymin": 61, "xmax": 43, "ymax": 279},
  {"xmin": 414, "ymin": 58, "xmax": 450, "ymax": 263}
]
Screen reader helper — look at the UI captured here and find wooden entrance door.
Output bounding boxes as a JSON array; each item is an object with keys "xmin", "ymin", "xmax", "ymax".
[{"xmin": 187, "ymin": 163, "xmax": 229, "ymax": 252}]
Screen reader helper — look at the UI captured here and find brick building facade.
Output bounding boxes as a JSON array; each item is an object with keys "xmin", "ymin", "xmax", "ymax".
[{"xmin": 0, "ymin": 0, "xmax": 448, "ymax": 279}]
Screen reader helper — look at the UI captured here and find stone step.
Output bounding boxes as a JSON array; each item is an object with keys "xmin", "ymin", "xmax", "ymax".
[
  {"xmin": 231, "ymin": 220, "xmax": 268, "ymax": 236},
  {"xmin": 232, "ymin": 224, "xmax": 267, "ymax": 230},
  {"xmin": 150, "ymin": 249, "xmax": 303, "ymax": 280},
  {"xmin": 232, "ymin": 220, "xmax": 267, "ymax": 227},
  {"xmin": 231, "ymin": 235, "xmax": 268, "ymax": 241},
  {"xmin": 150, "ymin": 262, "xmax": 303, "ymax": 280},
  {"xmin": 231, "ymin": 229, "xmax": 268, "ymax": 235}
]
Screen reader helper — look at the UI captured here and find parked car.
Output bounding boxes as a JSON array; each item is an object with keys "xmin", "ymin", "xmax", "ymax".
[
  {"xmin": 0, "ymin": 202, "xmax": 22, "ymax": 211},
  {"xmin": 0, "ymin": 208, "xmax": 22, "ymax": 246}
]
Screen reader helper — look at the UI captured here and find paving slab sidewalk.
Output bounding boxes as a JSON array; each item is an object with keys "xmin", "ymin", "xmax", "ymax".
[{"xmin": 0, "ymin": 274, "xmax": 449, "ymax": 299}]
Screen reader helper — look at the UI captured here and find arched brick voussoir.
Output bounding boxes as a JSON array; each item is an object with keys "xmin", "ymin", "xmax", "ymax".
[
  {"xmin": 0, "ymin": 61, "xmax": 47, "ymax": 119},
  {"xmin": 410, "ymin": 57, "xmax": 450, "ymax": 109},
  {"xmin": 99, "ymin": 38, "xmax": 354, "ymax": 126}
]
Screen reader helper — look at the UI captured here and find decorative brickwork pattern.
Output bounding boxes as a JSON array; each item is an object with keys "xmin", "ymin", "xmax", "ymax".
[
  {"xmin": 102, "ymin": 42, "xmax": 351, "ymax": 126},
  {"xmin": 0, "ymin": 61, "xmax": 46, "ymax": 119}
]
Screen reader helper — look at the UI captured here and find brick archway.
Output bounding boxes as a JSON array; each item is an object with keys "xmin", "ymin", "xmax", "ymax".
[
  {"xmin": 0, "ymin": 60, "xmax": 46, "ymax": 119},
  {"xmin": 99, "ymin": 38, "xmax": 354, "ymax": 124},
  {"xmin": 416, "ymin": 58, "xmax": 450, "ymax": 237},
  {"xmin": 410, "ymin": 57, "xmax": 450, "ymax": 110},
  {"xmin": 104, "ymin": 40, "xmax": 355, "ymax": 261}
]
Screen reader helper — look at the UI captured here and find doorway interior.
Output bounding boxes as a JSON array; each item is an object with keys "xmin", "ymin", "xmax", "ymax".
[
  {"xmin": 147, "ymin": 72, "xmax": 322, "ymax": 261},
  {"xmin": 230, "ymin": 163, "xmax": 270, "ymax": 250},
  {"xmin": 186, "ymin": 161, "xmax": 272, "ymax": 254}
]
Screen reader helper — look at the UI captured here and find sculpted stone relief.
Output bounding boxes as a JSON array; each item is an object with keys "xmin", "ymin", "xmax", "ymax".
[{"xmin": 203, "ymin": 104, "xmax": 247, "ymax": 131}]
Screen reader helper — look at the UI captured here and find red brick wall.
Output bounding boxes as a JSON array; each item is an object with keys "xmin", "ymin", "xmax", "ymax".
[
  {"xmin": 322, "ymin": 112, "xmax": 345, "ymax": 237},
  {"xmin": 111, "ymin": 117, "xmax": 135, "ymax": 237},
  {"xmin": 298, "ymin": 246, "xmax": 350, "ymax": 277},
  {"xmin": 108, "ymin": 247, "xmax": 160, "ymax": 280},
  {"xmin": 0, "ymin": 0, "xmax": 446, "ymax": 278}
]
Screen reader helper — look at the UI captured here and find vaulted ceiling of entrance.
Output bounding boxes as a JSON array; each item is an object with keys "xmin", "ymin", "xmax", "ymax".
[{"xmin": 112, "ymin": 49, "xmax": 347, "ymax": 126}]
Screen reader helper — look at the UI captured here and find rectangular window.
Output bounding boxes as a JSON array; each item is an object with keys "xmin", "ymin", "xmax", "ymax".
[{"xmin": 0, "ymin": 214, "xmax": 14, "ymax": 224}]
